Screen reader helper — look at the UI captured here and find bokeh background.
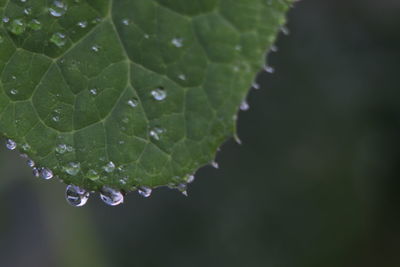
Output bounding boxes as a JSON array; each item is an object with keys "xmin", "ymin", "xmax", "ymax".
[{"xmin": 1, "ymin": 0, "xmax": 400, "ymax": 266}]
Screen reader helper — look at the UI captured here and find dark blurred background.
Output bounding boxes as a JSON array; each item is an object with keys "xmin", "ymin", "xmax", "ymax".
[{"xmin": 1, "ymin": 0, "xmax": 400, "ymax": 266}]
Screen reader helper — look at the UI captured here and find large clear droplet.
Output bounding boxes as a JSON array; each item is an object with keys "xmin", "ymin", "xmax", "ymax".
[
  {"xmin": 5, "ymin": 139, "xmax": 16, "ymax": 150},
  {"xmin": 40, "ymin": 168, "xmax": 54, "ymax": 180},
  {"xmin": 65, "ymin": 185, "xmax": 89, "ymax": 207},
  {"xmin": 137, "ymin": 186, "xmax": 152, "ymax": 198},
  {"xmin": 100, "ymin": 187, "xmax": 124, "ymax": 206}
]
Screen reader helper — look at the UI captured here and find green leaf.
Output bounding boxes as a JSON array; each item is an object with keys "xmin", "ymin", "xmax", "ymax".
[{"xmin": 0, "ymin": 0, "xmax": 292, "ymax": 196}]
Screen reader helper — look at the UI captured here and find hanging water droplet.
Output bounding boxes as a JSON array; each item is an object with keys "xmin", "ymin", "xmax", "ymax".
[
  {"xmin": 264, "ymin": 65, "xmax": 275, "ymax": 73},
  {"xmin": 127, "ymin": 99, "xmax": 138, "ymax": 108},
  {"xmin": 32, "ymin": 167, "xmax": 40, "ymax": 177},
  {"xmin": 77, "ymin": 21, "xmax": 87, "ymax": 28},
  {"xmin": 65, "ymin": 185, "xmax": 89, "ymax": 207},
  {"xmin": 40, "ymin": 168, "xmax": 54, "ymax": 180},
  {"xmin": 50, "ymin": 32, "xmax": 67, "ymax": 47},
  {"xmin": 149, "ymin": 127, "xmax": 165, "ymax": 141},
  {"xmin": 252, "ymin": 82, "xmax": 260, "ymax": 90},
  {"xmin": 138, "ymin": 186, "xmax": 152, "ymax": 198},
  {"xmin": 211, "ymin": 161, "xmax": 219, "ymax": 169},
  {"xmin": 240, "ymin": 100, "xmax": 249, "ymax": 111},
  {"xmin": 64, "ymin": 162, "xmax": 81, "ymax": 176},
  {"xmin": 6, "ymin": 139, "xmax": 16, "ymax": 150},
  {"xmin": 186, "ymin": 175, "xmax": 195, "ymax": 183},
  {"xmin": 171, "ymin": 37, "xmax": 183, "ymax": 48},
  {"xmin": 103, "ymin": 161, "xmax": 115, "ymax": 173},
  {"xmin": 27, "ymin": 159, "xmax": 35, "ymax": 168},
  {"xmin": 151, "ymin": 88, "xmax": 167, "ymax": 101},
  {"xmin": 280, "ymin": 25, "xmax": 290, "ymax": 35},
  {"xmin": 87, "ymin": 169, "xmax": 99, "ymax": 181},
  {"xmin": 100, "ymin": 186, "xmax": 124, "ymax": 206},
  {"xmin": 49, "ymin": 0, "xmax": 68, "ymax": 17}
]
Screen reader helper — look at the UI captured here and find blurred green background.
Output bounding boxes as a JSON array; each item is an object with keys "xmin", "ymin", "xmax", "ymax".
[{"xmin": 1, "ymin": 0, "xmax": 400, "ymax": 266}]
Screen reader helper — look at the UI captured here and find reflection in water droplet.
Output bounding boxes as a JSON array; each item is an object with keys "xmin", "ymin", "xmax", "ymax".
[
  {"xmin": 103, "ymin": 161, "xmax": 115, "ymax": 173},
  {"xmin": 89, "ymin": 88, "xmax": 97, "ymax": 95},
  {"xmin": 40, "ymin": 168, "xmax": 54, "ymax": 180},
  {"xmin": 21, "ymin": 143, "xmax": 31, "ymax": 151},
  {"xmin": 138, "ymin": 186, "xmax": 152, "ymax": 198},
  {"xmin": 56, "ymin": 143, "xmax": 73, "ymax": 154},
  {"xmin": 64, "ymin": 162, "xmax": 81, "ymax": 176},
  {"xmin": 65, "ymin": 185, "xmax": 89, "ymax": 207},
  {"xmin": 100, "ymin": 186, "xmax": 124, "ymax": 206},
  {"xmin": 151, "ymin": 88, "xmax": 167, "ymax": 101},
  {"xmin": 6, "ymin": 139, "xmax": 16, "ymax": 150},
  {"xmin": 186, "ymin": 175, "xmax": 195, "ymax": 183},
  {"xmin": 211, "ymin": 161, "xmax": 219, "ymax": 169},
  {"xmin": 91, "ymin": 45, "xmax": 100, "ymax": 52},
  {"xmin": 240, "ymin": 100, "xmax": 249, "ymax": 111},
  {"xmin": 2, "ymin": 17, "xmax": 9, "ymax": 23},
  {"xmin": 10, "ymin": 89, "xmax": 18, "ymax": 95},
  {"xmin": 178, "ymin": 74, "xmax": 186, "ymax": 81},
  {"xmin": 121, "ymin": 18, "xmax": 130, "ymax": 25},
  {"xmin": 280, "ymin": 25, "xmax": 290, "ymax": 35},
  {"xmin": 270, "ymin": 44, "xmax": 278, "ymax": 52},
  {"xmin": 252, "ymin": 82, "xmax": 260, "ymax": 90}
]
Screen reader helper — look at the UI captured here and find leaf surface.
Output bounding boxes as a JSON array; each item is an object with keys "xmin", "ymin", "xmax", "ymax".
[{"xmin": 0, "ymin": 0, "xmax": 291, "ymax": 192}]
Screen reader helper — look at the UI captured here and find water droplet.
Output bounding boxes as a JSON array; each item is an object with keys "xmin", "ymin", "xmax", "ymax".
[
  {"xmin": 77, "ymin": 21, "xmax": 87, "ymax": 28},
  {"xmin": 87, "ymin": 169, "xmax": 99, "ymax": 181},
  {"xmin": 149, "ymin": 127, "xmax": 165, "ymax": 141},
  {"xmin": 127, "ymin": 99, "xmax": 138, "ymax": 108},
  {"xmin": 171, "ymin": 37, "xmax": 183, "ymax": 48},
  {"xmin": 55, "ymin": 143, "xmax": 72, "ymax": 154},
  {"xmin": 49, "ymin": 0, "xmax": 68, "ymax": 17},
  {"xmin": 21, "ymin": 143, "xmax": 31, "ymax": 151},
  {"xmin": 264, "ymin": 65, "xmax": 275, "ymax": 74},
  {"xmin": 28, "ymin": 19, "xmax": 41, "ymax": 30},
  {"xmin": 32, "ymin": 167, "xmax": 40, "ymax": 177},
  {"xmin": 178, "ymin": 74, "xmax": 186, "ymax": 81},
  {"xmin": 52, "ymin": 115, "xmax": 60, "ymax": 122},
  {"xmin": 50, "ymin": 32, "xmax": 67, "ymax": 47},
  {"xmin": 89, "ymin": 88, "xmax": 97, "ymax": 95},
  {"xmin": 211, "ymin": 161, "xmax": 219, "ymax": 169},
  {"xmin": 144, "ymin": 34, "xmax": 150, "ymax": 39},
  {"xmin": 121, "ymin": 18, "xmax": 130, "ymax": 25},
  {"xmin": 235, "ymin": 45, "xmax": 242, "ymax": 51},
  {"xmin": 186, "ymin": 175, "xmax": 195, "ymax": 183},
  {"xmin": 103, "ymin": 161, "xmax": 115, "ymax": 173},
  {"xmin": 270, "ymin": 44, "xmax": 278, "ymax": 52},
  {"xmin": 40, "ymin": 168, "xmax": 54, "ymax": 180},
  {"xmin": 240, "ymin": 100, "xmax": 249, "ymax": 111},
  {"xmin": 2, "ymin": 17, "xmax": 10, "ymax": 23},
  {"xmin": 137, "ymin": 186, "xmax": 152, "ymax": 198},
  {"xmin": 10, "ymin": 89, "xmax": 18, "ymax": 95},
  {"xmin": 6, "ymin": 139, "xmax": 16, "ymax": 150},
  {"xmin": 100, "ymin": 186, "xmax": 124, "ymax": 206},
  {"xmin": 8, "ymin": 19, "xmax": 26, "ymax": 35},
  {"xmin": 252, "ymin": 82, "xmax": 260, "ymax": 90},
  {"xmin": 64, "ymin": 162, "xmax": 81, "ymax": 176},
  {"xmin": 150, "ymin": 88, "xmax": 167, "ymax": 101},
  {"xmin": 280, "ymin": 25, "xmax": 290, "ymax": 35},
  {"xmin": 91, "ymin": 44, "xmax": 100, "ymax": 52},
  {"xmin": 27, "ymin": 159, "xmax": 35, "ymax": 168},
  {"xmin": 65, "ymin": 185, "xmax": 89, "ymax": 207}
]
